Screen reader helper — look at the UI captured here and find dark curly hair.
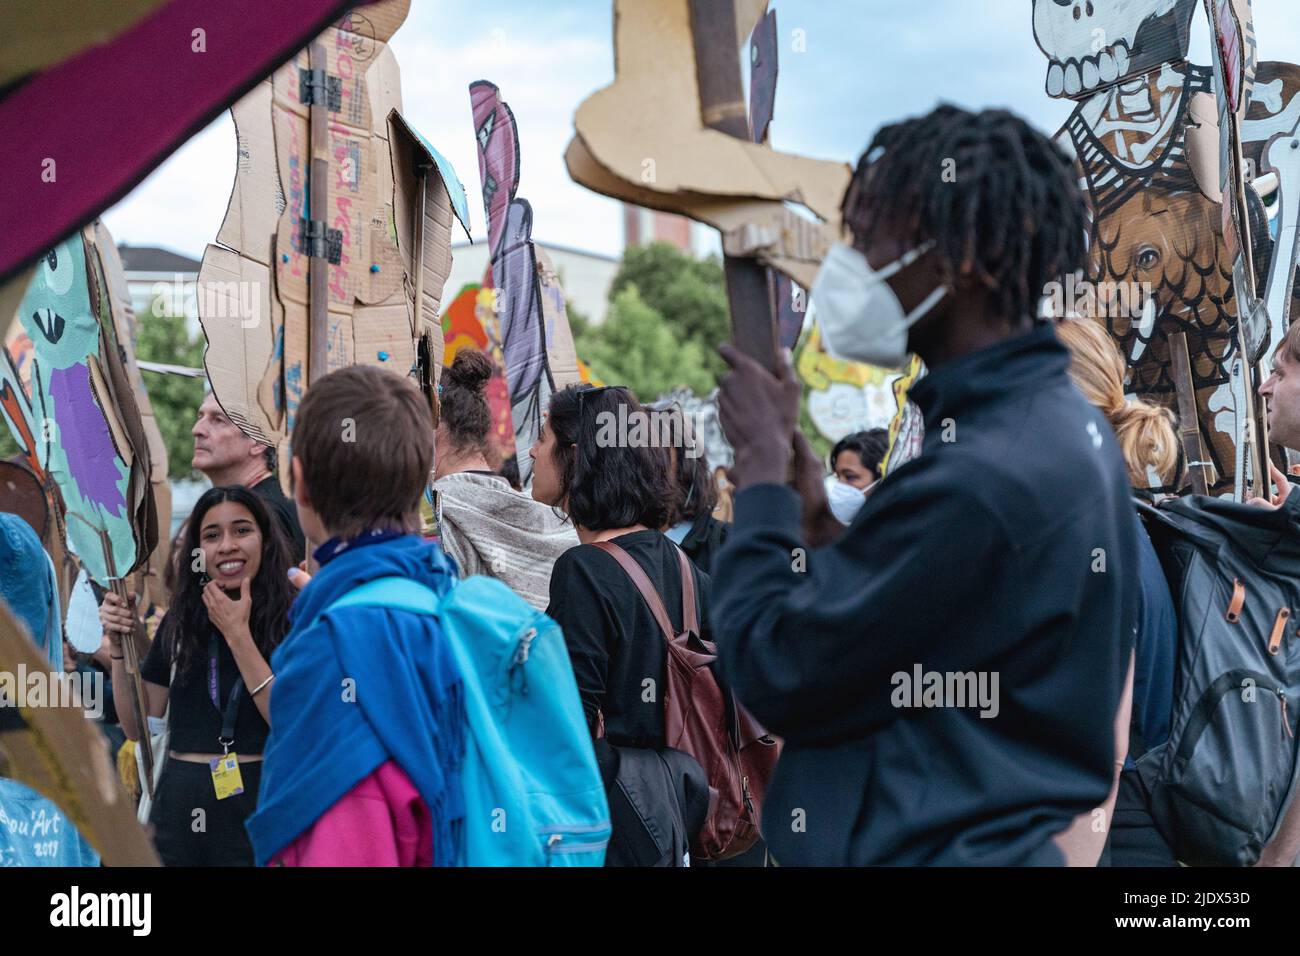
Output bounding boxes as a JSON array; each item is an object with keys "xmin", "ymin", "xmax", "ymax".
[
  {"xmin": 545, "ymin": 385, "xmax": 675, "ymax": 531},
  {"xmin": 161, "ymin": 485, "xmax": 297, "ymax": 682},
  {"xmin": 440, "ymin": 349, "xmax": 494, "ymax": 455},
  {"xmin": 831, "ymin": 429, "xmax": 891, "ymax": 483},
  {"xmin": 842, "ymin": 105, "xmax": 1087, "ymax": 326},
  {"xmin": 655, "ymin": 404, "xmax": 716, "ymax": 524}
]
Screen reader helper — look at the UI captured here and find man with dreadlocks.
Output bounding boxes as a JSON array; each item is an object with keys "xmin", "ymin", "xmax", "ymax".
[{"xmin": 711, "ymin": 105, "xmax": 1139, "ymax": 866}]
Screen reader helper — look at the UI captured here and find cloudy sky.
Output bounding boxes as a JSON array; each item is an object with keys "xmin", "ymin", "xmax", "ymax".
[{"xmin": 103, "ymin": 0, "xmax": 1300, "ymax": 261}]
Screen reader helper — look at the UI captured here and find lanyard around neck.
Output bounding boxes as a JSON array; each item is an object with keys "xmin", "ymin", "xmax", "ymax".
[{"xmin": 208, "ymin": 633, "xmax": 245, "ymax": 754}]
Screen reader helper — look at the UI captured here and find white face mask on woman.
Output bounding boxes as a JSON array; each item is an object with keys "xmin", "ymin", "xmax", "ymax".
[
  {"xmin": 825, "ymin": 474, "xmax": 868, "ymax": 525},
  {"xmin": 812, "ymin": 240, "xmax": 947, "ymax": 368}
]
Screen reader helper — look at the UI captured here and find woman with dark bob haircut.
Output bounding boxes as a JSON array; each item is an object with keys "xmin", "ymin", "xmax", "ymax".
[
  {"xmin": 100, "ymin": 485, "xmax": 297, "ymax": 866},
  {"xmin": 531, "ymin": 384, "xmax": 714, "ymax": 865}
]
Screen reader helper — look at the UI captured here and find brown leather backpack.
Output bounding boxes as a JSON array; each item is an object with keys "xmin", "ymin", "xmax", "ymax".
[{"xmin": 593, "ymin": 540, "xmax": 779, "ymax": 861}]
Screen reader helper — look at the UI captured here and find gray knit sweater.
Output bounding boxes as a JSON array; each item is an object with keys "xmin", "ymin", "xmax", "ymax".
[{"xmin": 433, "ymin": 471, "xmax": 579, "ymax": 610}]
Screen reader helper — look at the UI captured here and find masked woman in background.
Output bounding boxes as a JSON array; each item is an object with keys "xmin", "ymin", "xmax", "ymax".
[{"xmin": 825, "ymin": 429, "xmax": 890, "ymax": 526}]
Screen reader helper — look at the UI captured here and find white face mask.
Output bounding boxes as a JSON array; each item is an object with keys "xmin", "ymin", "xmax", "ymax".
[
  {"xmin": 825, "ymin": 474, "xmax": 867, "ymax": 525},
  {"xmin": 813, "ymin": 241, "xmax": 947, "ymax": 368}
]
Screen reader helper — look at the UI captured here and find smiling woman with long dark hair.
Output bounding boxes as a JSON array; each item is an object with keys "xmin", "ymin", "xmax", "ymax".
[{"xmin": 100, "ymin": 485, "xmax": 297, "ymax": 866}]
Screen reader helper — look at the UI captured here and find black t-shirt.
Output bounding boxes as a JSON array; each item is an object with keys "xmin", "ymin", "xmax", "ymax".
[
  {"xmin": 140, "ymin": 624, "xmax": 270, "ymax": 755},
  {"xmin": 545, "ymin": 530, "xmax": 712, "ymax": 752},
  {"xmin": 680, "ymin": 513, "xmax": 730, "ymax": 575},
  {"xmin": 253, "ymin": 476, "xmax": 305, "ymax": 557}
]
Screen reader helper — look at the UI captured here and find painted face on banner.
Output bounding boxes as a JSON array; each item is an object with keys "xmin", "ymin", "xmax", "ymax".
[
  {"xmin": 1032, "ymin": 0, "xmax": 1197, "ymax": 99},
  {"xmin": 19, "ymin": 234, "xmax": 98, "ymax": 370}
]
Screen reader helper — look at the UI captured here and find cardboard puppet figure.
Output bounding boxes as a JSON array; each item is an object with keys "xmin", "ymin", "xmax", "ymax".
[
  {"xmin": 566, "ymin": 0, "xmax": 850, "ymax": 295},
  {"xmin": 1033, "ymin": 0, "xmax": 1300, "ymax": 497},
  {"xmin": 1, "ymin": 223, "xmax": 160, "ymax": 866},
  {"xmin": 13, "ymin": 227, "xmax": 156, "ymax": 584},
  {"xmin": 199, "ymin": 0, "xmax": 469, "ymax": 493}
]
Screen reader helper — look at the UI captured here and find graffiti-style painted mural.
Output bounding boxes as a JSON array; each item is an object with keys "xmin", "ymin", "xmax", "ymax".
[
  {"xmin": 1033, "ymin": 0, "xmax": 1300, "ymax": 497},
  {"xmin": 470, "ymin": 79, "xmax": 581, "ymax": 487},
  {"xmin": 797, "ymin": 323, "xmax": 922, "ymax": 472}
]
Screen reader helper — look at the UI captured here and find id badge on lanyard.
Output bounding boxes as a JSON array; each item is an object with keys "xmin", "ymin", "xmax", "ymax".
[{"xmin": 208, "ymin": 634, "xmax": 246, "ymax": 800}]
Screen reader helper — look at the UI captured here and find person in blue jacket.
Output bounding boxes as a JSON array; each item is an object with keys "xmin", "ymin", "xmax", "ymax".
[
  {"xmin": 711, "ymin": 106, "xmax": 1140, "ymax": 866},
  {"xmin": 246, "ymin": 366, "xmax": 466, "ymax": 867}
]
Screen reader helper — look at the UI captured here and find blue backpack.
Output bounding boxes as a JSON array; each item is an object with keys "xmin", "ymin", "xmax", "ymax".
[{"xmin": 327, "ymin": 575, "xmax": 610, "ymax": 866}]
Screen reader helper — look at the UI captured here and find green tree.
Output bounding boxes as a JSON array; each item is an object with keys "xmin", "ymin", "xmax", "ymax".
[
  {"xmin": 566, "ymin": 301, "xmax": 591, "ymax": 340},
  {"xmin": 609, "ymin": 242, "xmax": 730, "ymax": 381},
  {"xmin": 0, "ymin": 420, "xmax": 19, "ymax": 462},
  {"xmin": 577, "ymin": 286, "xmax": 715, "ymax": 402},
  {"xmin": 134, "ymin": 311, "xmax": 206, "ymax": 479}
]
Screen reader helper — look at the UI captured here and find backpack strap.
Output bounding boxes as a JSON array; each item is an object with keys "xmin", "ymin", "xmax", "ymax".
[
  {"xmin": 592, "ymin": 541, "xmax": 696, "ymax": 643},
  {"xmin": 675, "ymin": 546, "xmax": 698, "ymax": 637},
  {"xmin": 320, "ymin": 576, "xmax": 441, "ymax": 620}
]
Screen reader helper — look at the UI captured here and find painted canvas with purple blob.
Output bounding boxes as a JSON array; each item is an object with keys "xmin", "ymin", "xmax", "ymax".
[
  {"xmin": 16, "ymin": 231, "xmax": 143, "ymax": 583},
  {"xmin": 471, "ymin": 79, "xmax": 580, "ymax": 487}
]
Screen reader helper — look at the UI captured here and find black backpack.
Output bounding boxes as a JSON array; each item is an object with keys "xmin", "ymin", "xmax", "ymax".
[{"xmin": 1135, "ymin": 492, "xmax": 1300, "ymax": 866}]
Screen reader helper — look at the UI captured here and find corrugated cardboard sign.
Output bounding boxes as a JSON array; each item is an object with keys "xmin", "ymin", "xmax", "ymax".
[
  {"xmin": 566, "ymin": 0, "xmax": 849, "ymax": 291},
  {"xmin": 199, "ymin": 0, "xmax": 471, "ymax": 482}
]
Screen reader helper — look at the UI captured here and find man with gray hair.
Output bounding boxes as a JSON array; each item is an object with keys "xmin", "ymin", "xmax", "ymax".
[{"xmin": 191, "ymin": 391, "xmax": 304, "ymax": 554}]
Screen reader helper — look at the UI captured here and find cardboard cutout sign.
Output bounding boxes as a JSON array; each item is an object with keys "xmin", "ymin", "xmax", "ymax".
[
  {"xmin": 797, "ymin": 325, "xmax": 920, "ymax": 452},
  {"xmin": 200, "ymin": 0, "xmax": 470, "ymax": 486},
  {"xmin": 2, "ymin": 341, "xmax": 74, "ymax": 616},
  {"xmin": 566, "ymin": 0, "xmax": 849, "ymax": 293},
  {"xmin": 9, "ymin": 220, "xmax": 162, "ymax": 788}
]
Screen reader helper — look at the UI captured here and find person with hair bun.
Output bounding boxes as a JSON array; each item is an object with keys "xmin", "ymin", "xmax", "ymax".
[
  {"xmin": 433, "ymin": 349, "xmax": 577, "ymax": 610},
  {"xmin": 1056, "ymin": 316, "xmax": 1178, "ymax": 867}
]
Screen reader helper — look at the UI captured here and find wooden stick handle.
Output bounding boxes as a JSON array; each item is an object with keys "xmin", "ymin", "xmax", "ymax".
[{"xmin": 688, "ymin": 0, "xmax": 778, "ymax": 373}]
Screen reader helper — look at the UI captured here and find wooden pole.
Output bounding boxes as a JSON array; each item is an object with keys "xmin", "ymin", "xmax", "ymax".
[
  {"xmin": 688, "ymin": 0, "xmax": 778, "ymax": 373},
  {"xmin": 304, "ymin": 40, "xmax": 331, "ymax": 569},
  {"xmin": 1169, "ymin": 332, "xmax": 1214, "ymax": 496},
  {"xmin": 412, "ymin": 170, "xmax": 428, "ymax": 340},
  {"xmin": 98, "ymin": 532, "xmax": 154, "ymax": 795},
  {"xmin": 307, "ymin": 41, "xmax": 331, "ymax": 390}
]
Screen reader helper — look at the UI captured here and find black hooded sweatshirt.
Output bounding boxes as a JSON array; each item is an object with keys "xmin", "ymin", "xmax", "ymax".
[{"xmin": 712, "ymin": 323, "xmax": 1138, "ymax": 865}]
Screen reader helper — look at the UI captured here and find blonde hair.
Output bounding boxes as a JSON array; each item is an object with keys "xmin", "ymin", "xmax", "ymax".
[{"xmin": 1055, "ymin": 318, "xmax": 1180, "ymax": 488}]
